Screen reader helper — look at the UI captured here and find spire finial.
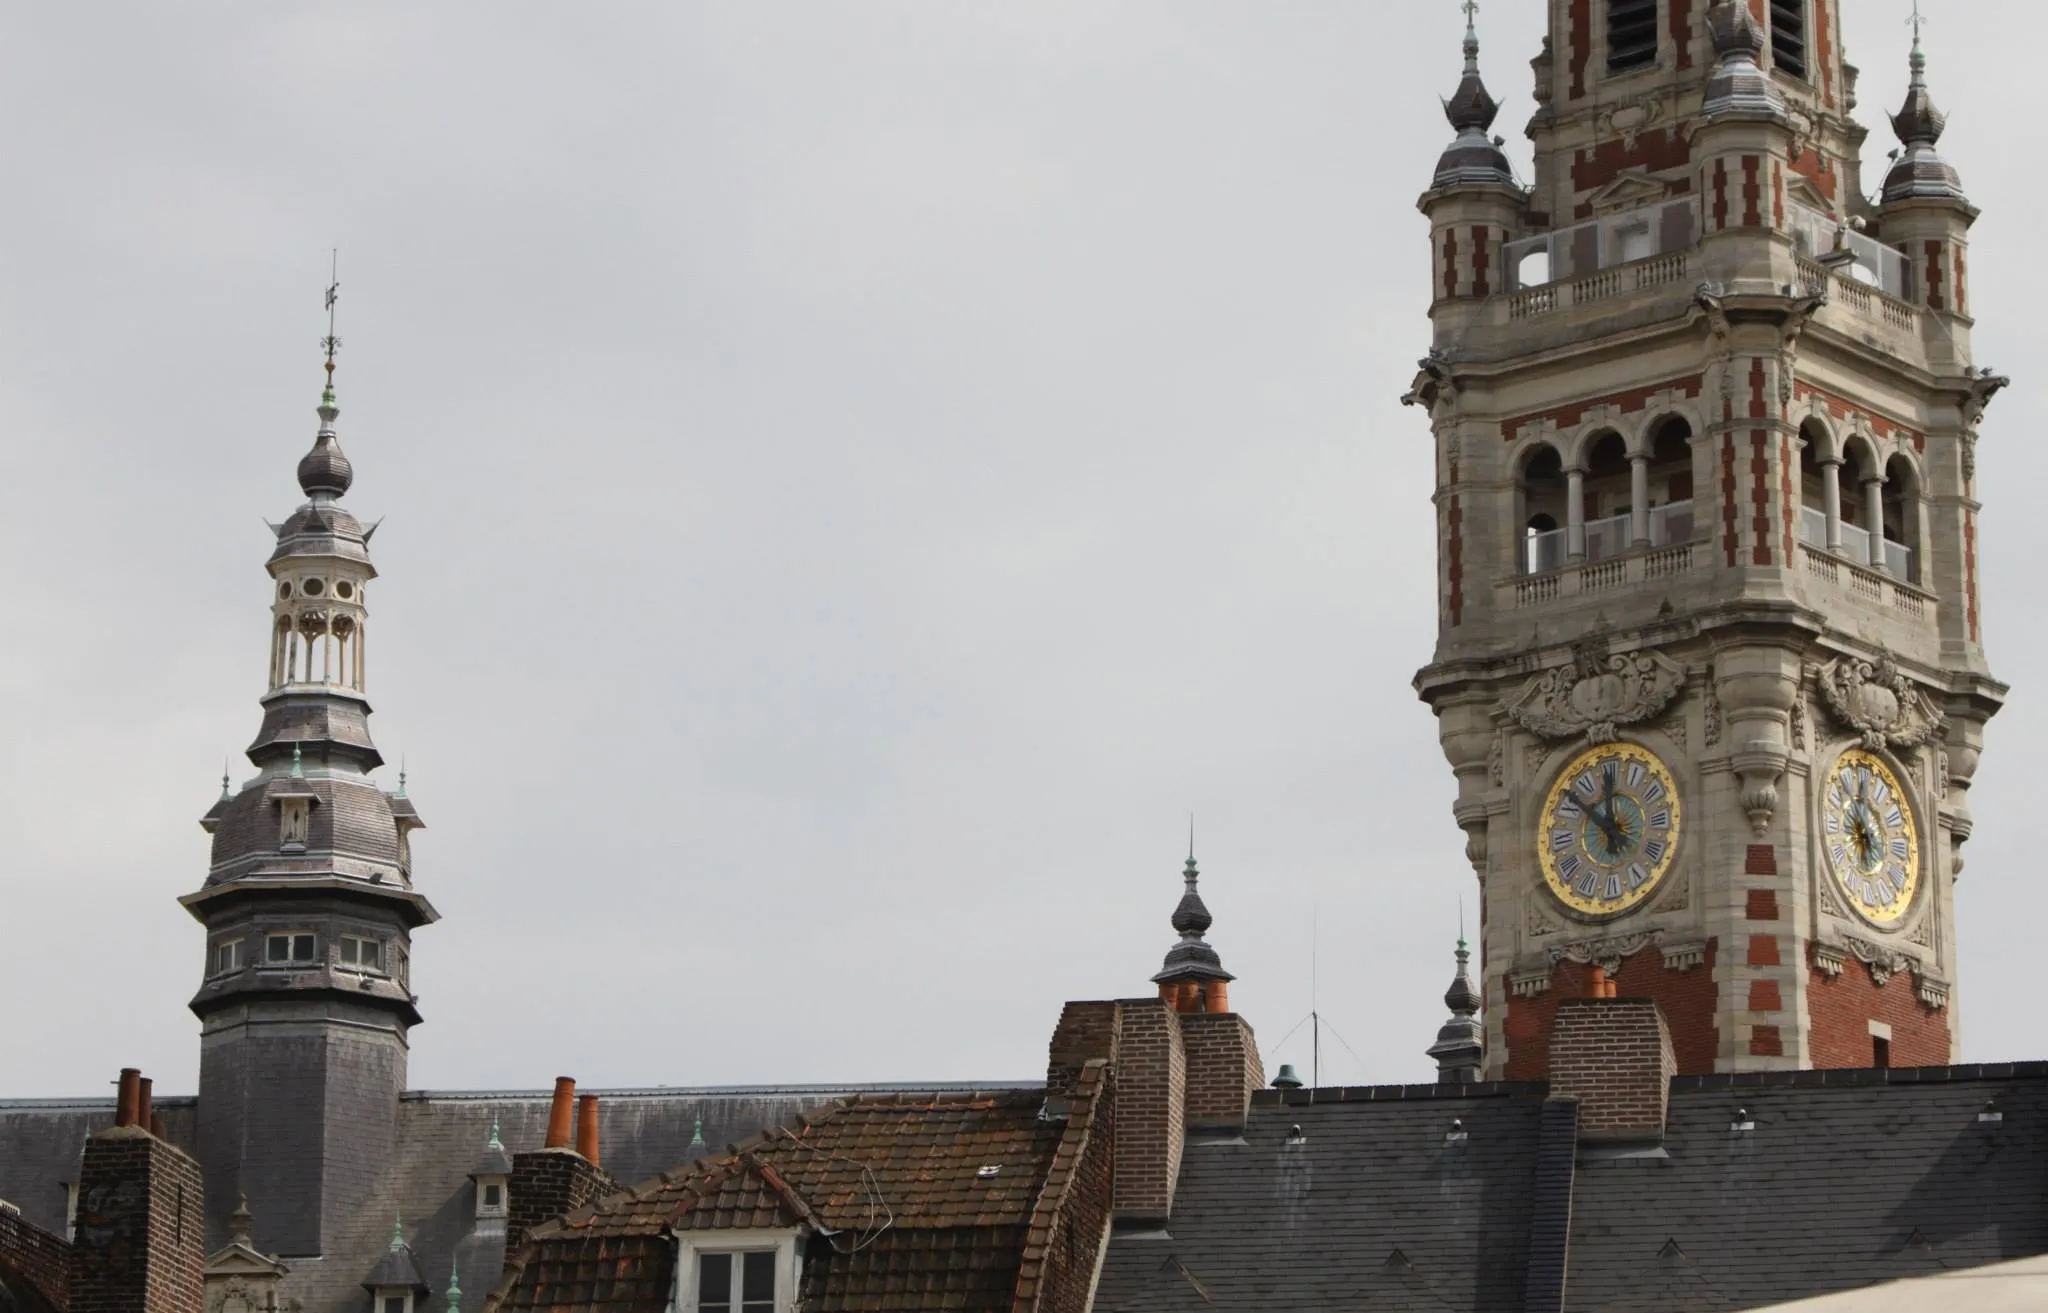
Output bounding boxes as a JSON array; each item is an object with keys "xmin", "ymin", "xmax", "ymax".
[
  {"xmin": 398, "ymin": 756, "xmax": 409, "ymax": 798},
  {"xmin": 487, "ymin": 1114, "xmax": 502, "ymax": 1149},
  {"xmin": 446, "ymin": 1258, "xmax": 462, "ymax": 1311},
  {"xmin": 320, "ymin": 250, "xmax": 342, "ymax": 424},
  {"xmin": 690, "ymin": 1114, "xmax": 706, "ymax": 1150},
  {"xmin": 389, "ymin": 1214, "xmax": 406, "ymax": 1252},
  {"xmin": 220, "ymin": 758, "xmax": 233, "ymax": 801},
  {"xmin": 1462, "ymin": 0, "xmax": 1481, "ymax": 73},
  {"xmin": 291, "ymin": 741, "xmax": 304, "ymax": 779}
]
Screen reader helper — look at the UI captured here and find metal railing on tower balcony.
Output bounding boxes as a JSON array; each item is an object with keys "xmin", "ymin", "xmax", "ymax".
[
  {"xmin": 1504, "ymin": 199, "xmax": 1700, "ymax": 294},
  {"xmin": 1523, "ymin": 500, "xmax": 1695, "ymax": 575},
  {"xmin": 1798, "ymin": 504, "xmax": 1913, "ymax": 580},
  {"xmin": 1786, "ymin": 204, "xmax": 1910, "ymax": 302}
]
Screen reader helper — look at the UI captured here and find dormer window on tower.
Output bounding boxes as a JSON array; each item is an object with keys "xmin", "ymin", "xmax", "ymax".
[
  {"xmin": 209, "ymin": 938, "xmax": 245, "ymax": 977},
  {"xmin": 677, "ymin": 1234, "xmax": 796, "ymax": 1313},
  {"xmin": 280, "ymin": 797, "xmax": 311, "ymax": 849},
  {"xmin": 1770, "ymin": 0, "xmax": 1808, "ymax": 79},
  {"xmin": 339, "ymin": 935, "xmax": 384, "ymax": 973},
  {"xmin": 1607, "ymin": 0, "xmax": 1658, "ymax": 73}
]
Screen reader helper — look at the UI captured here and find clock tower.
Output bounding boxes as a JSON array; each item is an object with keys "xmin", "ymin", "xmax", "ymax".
[{"xmin": 1409, "ymin": 0, "xmax": 2006, "ymax": 1076}]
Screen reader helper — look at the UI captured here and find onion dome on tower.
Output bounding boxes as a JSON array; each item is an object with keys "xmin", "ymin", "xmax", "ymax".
[
  {"xmin": 1152, "ymin": 850, "xmax": 1235, "ymax": 1014},
  {"xmin": 1425, "ymin": 935, "xmax": 1484, "ymax": 1083},
  {"xmin": 1430, "ymin": 4, "xmax": 1515, "ymax": 190},
  {"xmin": 1701, "ymin": 0, "xmax": 1785, "ymax": 121},
  {"xmin": 1882, "ymin": 27, "xmax": 1964, "ymax": 203}
]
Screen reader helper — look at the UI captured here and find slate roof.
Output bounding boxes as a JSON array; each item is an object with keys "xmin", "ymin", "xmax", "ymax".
[
  {"xmin": 1092, "ymin": 1065, "xmax": 2048, "ymax": 1313},
  {"xmin": 0, "ymin": 1082, "xmax": 1029, "ymax": 1313},
  {"xmin": 1093, "ymin": 1082, "xmax": 1549, "ymax": 1312},
  {"xmin": 495, "ymin": 1084, "xmax": 1089, "ymax": 1313}
]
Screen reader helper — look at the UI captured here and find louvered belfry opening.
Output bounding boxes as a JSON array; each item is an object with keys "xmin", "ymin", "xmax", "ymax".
[
  {"xmin": 1771, "ymin": 0, "xmax": 1808, "ymax": 78},
  {"xmin": 1607, "ymin": 0, "xmax": 1659, "ymax": 72}
]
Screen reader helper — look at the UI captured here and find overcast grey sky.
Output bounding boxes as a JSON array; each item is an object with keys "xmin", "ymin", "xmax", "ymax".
[{"xmin": 1, "ymin": 1, "xmax": 2039, "ymax": 1097}]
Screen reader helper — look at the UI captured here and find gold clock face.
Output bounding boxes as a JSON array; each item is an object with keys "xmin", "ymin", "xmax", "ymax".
[
  {"xmin": 1821, "ymin": 749, "xmax": 1920, "ymax": 925},
  {"xmin": 1538, "ymin": 743, "xmax": 1683, "ymax": 917}
]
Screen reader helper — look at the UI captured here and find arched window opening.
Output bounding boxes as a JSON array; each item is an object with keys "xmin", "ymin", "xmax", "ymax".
[
  {"xmin": 1581, "ymin": 432, "xmax": 1631, "ymax": 561},
  {"xmin": 1520, "ymin": 447, "xmax": 1568, "ymax": 574},
  {"xmin": 1796, "ymin": 421, "xmax": 1831, "ymax": 551},
  {"xmin": 1644, "ymin": 418, "xmax": 1695, "ymax": 547},
  {"xmin": 1882, "ymin": 455, "xmax": 1920, "ymax": 582}
]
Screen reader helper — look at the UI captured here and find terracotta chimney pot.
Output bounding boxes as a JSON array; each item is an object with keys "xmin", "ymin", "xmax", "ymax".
[
  {"xmin": 136, "ymin": 1076, "xmax": 154, "ymax": 1132},
  {"xmin": 545, "ymin": 1077, "xmax": 577, "ymax": 1149},
  {"xmin": 116, "ymin": 1069, "xmax": 141, "ymax": 1128},
  {"xmin": 576, "ymin": 1094, "xmax": 601, "ymax": 1166}
]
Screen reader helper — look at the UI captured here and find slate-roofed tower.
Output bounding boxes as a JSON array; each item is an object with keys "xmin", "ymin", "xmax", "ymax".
[
  {"xmin": 183, "ymin": 331, "xmax": 437, "ymax": 1258},
  {"xmin": 1410, "ymin": 2, "xmax": 2006, "ymax": 1078}
]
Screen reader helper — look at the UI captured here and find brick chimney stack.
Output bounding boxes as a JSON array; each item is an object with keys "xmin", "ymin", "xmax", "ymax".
[
  {"xmin": 506, "ymin": 1077, "xmax": 614, "ymax": 1260},
  {"xmin": 69, "ymin": 1069, "xmax": 204, "ymax": 1313},
  {"xmin": 1547, "ymin": 997, "xmax": 1678, "ymax": 1141}
]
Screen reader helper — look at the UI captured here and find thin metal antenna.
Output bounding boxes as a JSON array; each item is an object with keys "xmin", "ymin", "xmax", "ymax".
[
  {"xmin": 1311, "ymin": 910, "xmax": 1320, "ymax": 1090},
  {"xmin": 1188, "ymin": 813, "xmax": 1195, "ymax": 862},
  {"xmin": 1907, "ymin": 0, "xmax": 1926, "ymax": 48}
]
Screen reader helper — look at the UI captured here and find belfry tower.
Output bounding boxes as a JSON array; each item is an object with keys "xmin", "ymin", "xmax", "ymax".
[
  {"xmin": 1409, "ymin": 1, "xmax": 2005, "ymax": 1077},
  {"xmin": 183, "ymin": 331, "xmax": 435, "ymax": 1254}
]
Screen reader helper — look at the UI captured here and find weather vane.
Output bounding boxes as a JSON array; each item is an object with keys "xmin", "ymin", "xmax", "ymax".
[
  {"xmin": 321, "ymin": 249, "xmax": 342, "ymax": 385},
  {"xmin": 1907, "ymin": 0, "xmax": 1926, "ymax": 45}
]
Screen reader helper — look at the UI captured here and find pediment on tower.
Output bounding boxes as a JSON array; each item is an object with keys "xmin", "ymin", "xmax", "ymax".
[
  {"xmin": 1783, "ymin": 172, "xmax": 1833, "ymax": 217},
  {"xmin": 1585, "ymin": 169, "xmax": 1675, "ymax": 216}
]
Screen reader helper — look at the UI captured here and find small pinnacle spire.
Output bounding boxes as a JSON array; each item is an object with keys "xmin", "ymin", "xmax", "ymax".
[
  {"xmin": 690, "ymin": 1115, "xmax": 705, "ymax": 1150},
  {"xmin": 298, "ymin": 256, "xmax": 355, "ymax": 499},
  {"xmin": 1701, "ymin": 0, "xmax": 1784, "ymax": 119},
  {"xmin": 291, "ymin": 741, "xmax": 304, "ymax": 778},
  {"xmin": 487, "ymin": 1114, "xmax": 501, "ymax": 1149},
  {"xmin": 220, "ymin": 759, "xmax": 233, "ymax": 801},
  {"xmin": 1430, "ymin": 0, "xmax": 1513, "ymax": 190},
  {"xmin": 1883, "ymin": 4, "xmax": 1961, "ymax": 200},
  {"xmin": 1428, "ymin": 932, "xmax": 1485, "ymax": 1082},
  {"xmin": 1462, "ymin": 0, "xmax": 1481, "ymax": 74},
  {"xmin": 390, "ymin": 1214, "xmax": 406, "ymax": 1252},
  {"xmin": 398, "ymin": 758, "xmax": 408, "ymax": 798},
  {"xmin": 446, "ymin": 1259, "xmax": 462, "ymax": 1311},
  {"xmin": 229, "ymin": 1195, "xmax": 255, "ymax": 1248}
]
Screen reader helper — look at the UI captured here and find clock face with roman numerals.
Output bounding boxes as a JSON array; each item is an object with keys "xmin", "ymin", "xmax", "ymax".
[
  {"xmin": 1537, "ymin": 743, "xmax": 1683, "ymax": 918},
  {"xmin": 1821, "ymin": 749, "xmax": 1920, "ymax": 926}
]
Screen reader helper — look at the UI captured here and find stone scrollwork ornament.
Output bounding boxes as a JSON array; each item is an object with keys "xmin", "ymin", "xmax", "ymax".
[
  {"xmin": 1503, "ymin": 647, "xmax": 1685, "ymax": 744},
  {"xmin": 1548, "ymin": 931, "xmax": 1659, "ymax": 975},
  {"xmin": 1811, "ymin": 654, "xmax": 1947, "ymax": 750},
  {"xmin": 1841, "ymin": 936, "xmax": 1917, "ymax": 989}
]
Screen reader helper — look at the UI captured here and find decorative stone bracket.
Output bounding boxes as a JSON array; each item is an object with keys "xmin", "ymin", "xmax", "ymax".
[
  {"xmin": 1812, "ymin": 938, "xmax": 1947, "ymax": 1010},
  {"xmin": 1729, "ymin": 742, "xmax": 1789, "ymax": 837},
  {"xmin": 1548, "ymin": 931, "xmax": 1659, "ymax": 975}
]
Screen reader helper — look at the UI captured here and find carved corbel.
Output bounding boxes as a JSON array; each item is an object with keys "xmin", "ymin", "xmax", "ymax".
[
  {"xmin": 1730, "ymin": 742, "xmax": 1788, "ymax": 836},
  {"xmin": 1812, "ymin": 941, "xmax": 1847, "ymax": 977},
  {"xmin": 1660, "ymin": 939, "xmax": 1707, "ymax": 973},
  {"xmin": 1502, "ymin": 646, "xmax": 1685, "ymax": 744},
  {"xmin": 1509, "ymin": 965, "xmax": 1554, "ymax": 999},
  {"xmin": 1453, "ymin": 799, "xmax": 1491, "ymax": 879},
  {"xmin": 1548, "ymin": 931, "xmax": 1659, "ymax": 975},
  {"xmin": 1811, "ymin": 654, "xmax": 1947, "ymax": 750},
  {"xmin": 1914, "ymin": 973, "xmax": 1951, "ymax": 1011}
]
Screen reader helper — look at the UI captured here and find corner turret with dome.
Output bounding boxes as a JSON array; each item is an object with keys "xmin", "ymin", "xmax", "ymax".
[
  {"xmin": 180, "ymin": 281, "xmax": 438, "ymax": 1262},
  {"xmin": 1150, "ymin": 847, "xmax": 1235, "ymax": 1014}
]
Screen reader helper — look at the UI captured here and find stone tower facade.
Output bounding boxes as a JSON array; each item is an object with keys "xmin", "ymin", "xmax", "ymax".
[
  {"xmin": 1410, "ymin": 0, "xmax": 2006, "ymax": 1077},
  {"xmin": 183, "ymin": 364, "xmax": 436, "ymax": 1256}
]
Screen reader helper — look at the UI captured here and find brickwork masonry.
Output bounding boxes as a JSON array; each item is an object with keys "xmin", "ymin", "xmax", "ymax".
[{"xmin": 70, "ymin": 1126, "xmax": 204, "ymax": 1313}]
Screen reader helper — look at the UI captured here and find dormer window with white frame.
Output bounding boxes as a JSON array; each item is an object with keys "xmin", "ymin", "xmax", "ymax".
[{"xmin": 674, "ymin": 1232, "xmax": 797, "ymax": 1313}]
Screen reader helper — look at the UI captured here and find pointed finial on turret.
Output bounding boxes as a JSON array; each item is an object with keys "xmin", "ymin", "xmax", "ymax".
[
  {"xmin": 1427, "ymin": 926, "xmax": 1485, "ymax": 1083},
  {"xmin": 1883, "ymin": 3, "xmax": 1963, "ymax": 201},
  {"xmin": 445, "ymin": 1258, "xmax": 462, "ymax": 1312},
  {"xmin": 1701, "ymin": 0, "xmax": 1785, "ymax": 119},
  {"xmin": 690, "ymin": 1114, "xmax": 706, "ymax": 1150},
  {"xmin": 487, "ymin": 1114, "xmax": 502, "ymax": 1149},
  {"xmin": 390, "ymin": 1213, "xmax": 407, "ymax": 1252},
  {"xmin": 221, "ymin": 759, "xmax": 233, "ymax": 801},
  {"xmin": 398, "ymin": 756, "xmax": 409, "ymax": 798},
  {"xmin": 1153, "ymin": 836, "xmax": 1233, "ymax": 1009},
  {"xmin": 298, "ymin": 254, "xmax": 355, "ymax": 500},
  {"xmin": 291, "ymin": 741, "xmax": 304, "ymax": 779},
  {"xmin": 229, "ymin": 1195, "xmax": 256, "ymax": 1248},
  {"xmin": 1430, "ymin": 0, "xmax": 1514, "ymax": 190}
]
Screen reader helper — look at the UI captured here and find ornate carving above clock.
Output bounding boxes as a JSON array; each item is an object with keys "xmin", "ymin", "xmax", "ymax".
[
  {"xmin": 1504, "ymin": 648, "xmax": 1686, "ymax": 745},
  {"xmin": 1811, "ymin": 654, "xmax": 1946, "ymax": 750},
  {"xmin": 1537, "ymin": 742, "xmax": 1683, "ymax": 919},
  {"xmin": 1819, "ymin": 748, "xmax": 1922, "ymax": 928}
]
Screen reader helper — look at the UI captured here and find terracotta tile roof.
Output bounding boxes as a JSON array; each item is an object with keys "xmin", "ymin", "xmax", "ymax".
[{"xmin": 493, "ymin": 1080, "xmax": 1107, "ymax": 1313}]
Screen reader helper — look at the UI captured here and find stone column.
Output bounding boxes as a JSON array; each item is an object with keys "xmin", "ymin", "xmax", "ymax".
[
  {"xmin": 1630, "ymin": 454, "xmax": 1651, "ymax": 547},
  {"xmin": 1821, "ymin": 456, "xmax": 1843, "ymax": 551},
  {"xmin": 1863, "ymin": 476, "xmax": 1886, "ymax": 572},
  {"xmin": 1567, "ymin": 467, "xmax": 1587, "ymax": 561}
]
